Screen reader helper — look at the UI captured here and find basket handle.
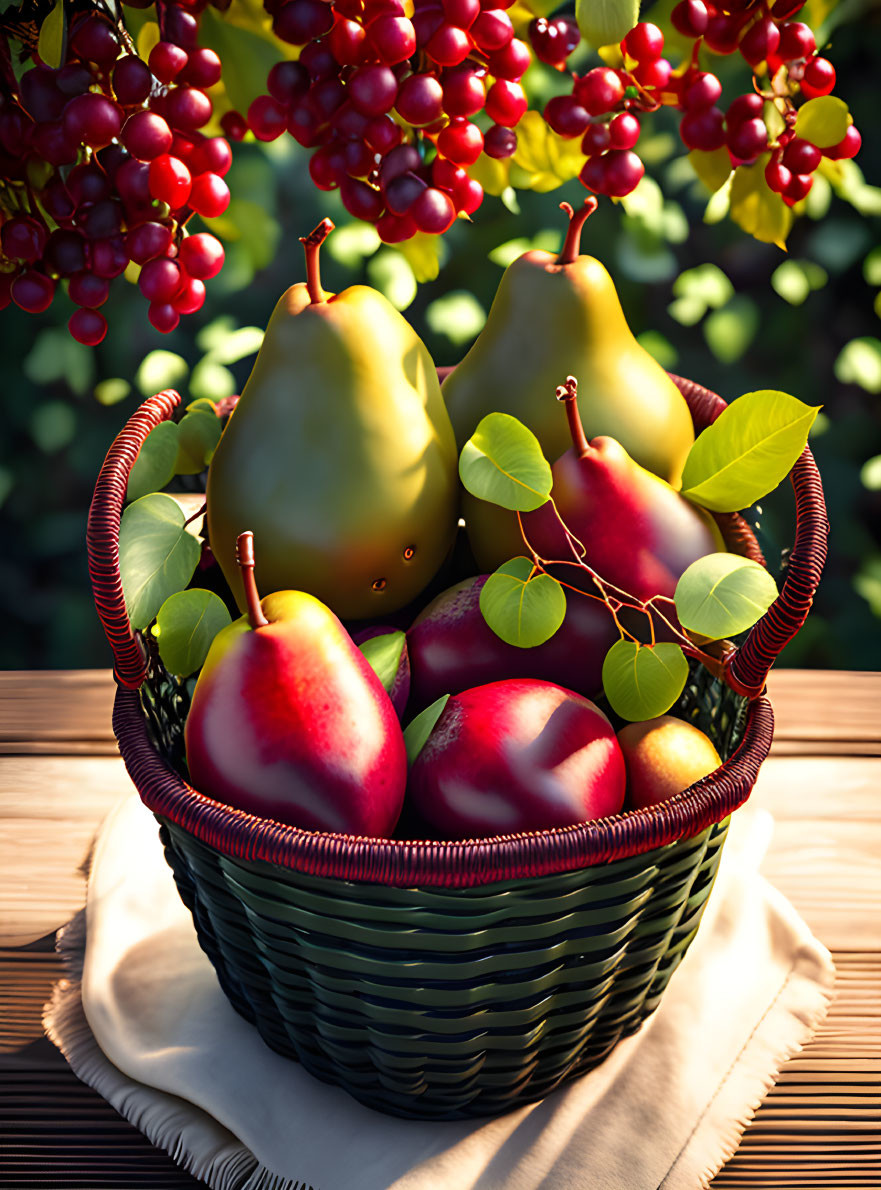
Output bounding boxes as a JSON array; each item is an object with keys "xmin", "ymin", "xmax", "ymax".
[
  {"xmin": 87, "ymin": 389, "xmax": 182, "ymax": 689},
  {"xmin": 88, "ymin": 387, "xmax": 827, "ymax": 699}
]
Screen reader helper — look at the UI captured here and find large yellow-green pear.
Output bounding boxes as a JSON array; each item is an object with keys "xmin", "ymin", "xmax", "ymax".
[
  {"xmin": 443, "ymin": 199, "xmax": 695, "ymax": 486},
  {"xmin": 207, "ymin": 220, "xmax": 459, "ymax": 621}
]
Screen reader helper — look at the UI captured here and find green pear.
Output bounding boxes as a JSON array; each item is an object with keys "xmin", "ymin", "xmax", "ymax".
[
  {"xmin": 207, "ymin": 219, "xmax": 459, "ymax": 621},
  {"xmin": 443, "ymin": 199, "xmax": 695, "ymax": 486}
]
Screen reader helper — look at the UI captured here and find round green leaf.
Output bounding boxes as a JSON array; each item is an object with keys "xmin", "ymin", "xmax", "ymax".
[
  {"xmin": 174, "ymin": 409, "xmax": 223, "ymax": 475},
  {"xmin": 459, "ymin": 413, "xmax": 552, "ymax": 512},
  {"xmin": 119, "ymin": 494, "xmax": 201, "ymax": 630},
  {"xmin": 154, "ymin": 588, "xmax": 232, "ymax": 677},
  {"xmin": 674, "ymin": 553, "xmax": 778, "ymax": 640},
  {"xmin": 602, "ymin": 641, "xmax": 689, "ymax": 722},
  {"xmin": 135, "ymin": 350, "xmax": 188, "ymax": 399},
  {"xmin": 795, "ymin": 97, "xmax": 850, "ymax": 150},
  {"xmin": 126, "ymin": 422, "xmax": 180, "ymax": 503},
  {"xmin": 359, "ymin": 631, "xmax": 406, "ymax": 694},
  {"xmin": 680, "ymin": 390, "xmax": 820, "ymax": 512},
  {"xmin": 479, "ymin": 557, "xmax": 566, "ymax": 648},
  {"xmin": 404, "ymin": 695, "xmax": 450, "ymax": 767}
]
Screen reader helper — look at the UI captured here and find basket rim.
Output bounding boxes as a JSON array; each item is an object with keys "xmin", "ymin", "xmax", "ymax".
[{"xmin": 114, "ymin": 683, "xmax": 773, "ymax": 888}]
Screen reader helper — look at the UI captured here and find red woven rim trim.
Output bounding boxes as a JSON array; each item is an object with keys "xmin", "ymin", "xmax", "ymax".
[
  {"xmin": 87, "ymin": 390, "xmax": 182, "ymax": 689},
  {"xmin": 115, "ymin": 684, "xmax": 773, "ymax": 886}
]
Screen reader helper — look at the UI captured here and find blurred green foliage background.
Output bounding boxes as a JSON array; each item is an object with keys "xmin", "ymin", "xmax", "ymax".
[{"xmin": 1, "ymin": 12, "xmax": 879, "ymax": 672}]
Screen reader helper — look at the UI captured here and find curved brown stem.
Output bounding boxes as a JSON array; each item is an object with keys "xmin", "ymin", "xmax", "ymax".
[
  {"xmin": 556, "ymin": 375, "xmax": 590, "ymax": 457},
  {"xmin": 236, "ymin": 531, "xmax": 268, "ymax": 630},
  {"xmin": 299, "ymin": 218, "xmax": 335, "ymax": 304},
  {"xmin": 557, "ymin": 198, "xmax": 598, "ymax": 265}
]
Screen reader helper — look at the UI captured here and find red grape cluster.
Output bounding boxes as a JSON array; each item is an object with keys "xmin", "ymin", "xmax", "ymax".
[
  {"xmin": 541, "ymin": 1, "xmax": 860, "ymax": 203},
  {"xmin": 0, "ymin": 5, "xmax": 228, "ymax": 341},
  {"xmin": 240, "ymin": 0, "xmax": 532, "ymax": 242}
]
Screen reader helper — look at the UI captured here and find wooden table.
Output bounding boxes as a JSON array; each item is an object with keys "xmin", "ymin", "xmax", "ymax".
[{"xmin": 1, "ymin": 669, "xmax": 879, "ymax": 1187}]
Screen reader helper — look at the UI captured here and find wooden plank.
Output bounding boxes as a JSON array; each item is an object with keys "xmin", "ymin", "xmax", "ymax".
[
  {"xmin": 0, "ymin": 671, "xmax": 116, "ymax": 753},
  {"xmin": 766, "ymin": 671, "xmax": 881, "ymax": 751}
]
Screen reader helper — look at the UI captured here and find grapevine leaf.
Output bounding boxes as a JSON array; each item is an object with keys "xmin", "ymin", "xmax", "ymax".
[
  {"xmin": 367, "ymin": 250, "xmax": 417, "ymax": 311},
  {"xmin": 834, "ymin": 337, "xmax": 881, "ymax": 393},
  {"xmin": 729, "ymin": 157, "xmax": 793, "ymax": 247},
  {"xmin": 680, "ymin": 390, "xmax": 820, "ymax": 512},
  {"xmin": 198, "ymin": 5, "xmax": 281, "ymax": 115},
  {"xmin": 119, "ymin": 494, "xmax": 201, "ymax": 630},
  {"xmin": 575, "ymin": 0, "xmax": 639, "ymax": 47},
  {"xmin": 426, "ymin": 291, "xmax": 485, "ymax": 344},
  {"xmin": 459, "ymin": 413, "xmax": 552, "ymax": 511},
  {"xmin": 135, "ymin": 350, "xmax": 188, "ymax": 398},
  {"xmin": 479, "ymin": 558, "xmax": 566, "ymax": 648},
  {"xmin": 153, "ymin": 588, "xmax": 232, "ymax": 677},
  {"xmin": 510, "ymin": 111, "xmax": 582, "ymax": 192},
  {"xmin": 126, "ymin": 422, "xmax": 180, "ymax": 502},
  {"xmin": 795, "ymin": 96, "xmax": 850, "ymax": 149},
  {"xmin": 675, "ymin": 554, "xmax": 778, "ymax": 640},
  {"xmin": 37, "ymin": 1, "xmax": 64, "ymax": 69},
  {"xmin": 404, "ymin": 695, "xmax": 449, "ymax": 767},
  {"xmin": 396, "ymin": 233, "xmax": 443, "ymax": 283},
  {"xmin": 174, "ymin": 409, "xmax": 222, "ymax": 475},
  {"xmin": 602, "ymin": 641, "xmax": 689, "ymax": 722},
  {"xmin": 470, "ymin": 153, "xmax": 511, "ymax": 197},
  {"xmin": 688, "ymin": 148, "xmax": 732, "ymax": 194}
]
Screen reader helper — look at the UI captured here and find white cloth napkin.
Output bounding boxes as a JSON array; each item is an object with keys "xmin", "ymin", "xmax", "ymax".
[{"xmin": 45, "ymin": 792, "xmax": 834, "ymax": 1190}]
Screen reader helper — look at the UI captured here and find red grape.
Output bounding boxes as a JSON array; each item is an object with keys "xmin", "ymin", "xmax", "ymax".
[{"xmin": 69, "ymin": 307, "xmax": 108, "ymax": 345}]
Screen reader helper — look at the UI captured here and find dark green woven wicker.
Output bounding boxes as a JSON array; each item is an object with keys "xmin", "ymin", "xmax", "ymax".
[{"xmin": 88, "ymin": 377, "xmax": 828, "ymax": 1120}]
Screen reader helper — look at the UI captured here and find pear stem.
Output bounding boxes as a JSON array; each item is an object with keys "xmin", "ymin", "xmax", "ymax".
[
  {"xmin": 557, "ymin": 198, "xmax": 598, "ymax": 265},
  {"xmin": 236, "ymin": 532, "xmax": 268, "ymax": 629},
  {"xmin": 556, "ymin": 375, "xmax": 590, "ymax": 457},
  {"xmin": 299, "ymin": 218, "xmax": 335, "ymax": 304}
]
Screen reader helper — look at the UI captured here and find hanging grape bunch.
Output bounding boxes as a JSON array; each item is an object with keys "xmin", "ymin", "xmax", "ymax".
[{"xmin": 0, "ymin": 0, "xmax": 862, "ymax": 343}]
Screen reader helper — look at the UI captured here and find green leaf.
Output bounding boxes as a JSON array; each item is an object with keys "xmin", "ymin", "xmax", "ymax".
[
  {"xmin": 119, "ymin": 494, "xmax": 201, "ymax": 630},
  {"xmin": 325, "ymin": 222, "xmax": 381, "ymax": 268},
  {"xmin": 189, "ymin": 358, "xmax": 236, "ymax": 404},
  {"xmin": 153, "ymin": 588, "xmax": 231, "ymax": 677},
  {"xmin": 136, "ymin": 350, "xmax": 188, "ymax": 398},
  {"xmin": 771, "ymin": 259, "xmax": 828, "ymax": 305},
  {"xmin": 835, "ymin": 337, "xmax": 881, "ymax": 393},
  {"xmin": 729, "ymin": 157, "xmax": 792, "ymax": 247},
  {"xmin": 126, "ymin": 422, "xmax": 180, "ymax": 502},
  {"xmin": 425, "ymin": 290, "xmax": 486, "ymax": 345},
  {"xmin": 24, "ymin": 328, "xmax": 94, "ymax": 397},
  {"xmin": 636, "ymin": 330, "xmax": 678, "ymax": 370},
  {"xmin": 459, "ymin": 413, "xmax": 552, "ymax": 512},
  {"xmin": 675, "ymin": 554, "xmax": 778, "ymax": 640},
  {"xmin": 404, "ymin": 695, "xmax": 450, "ymax": 767},
  {"xmin": 479, "ymin": 557, "xmax": 566, "ymax": 648},
  {"xmin": 510, "ymin": 110, "xmax": 583, "ymax": 192},
  {"xmin": 681, "ymin": 390, "xmax": 820, "ymax": 512},
  {"xmin": 396, "ymin": 233, "xmax": 444, "ymax": 283},
  {"xmin": 37, "ymin": 1, "xmax": 64, "ymax": 68},
  {"xmin": 198, "ymin": 5, "xmax": 281, "ymax": 114},
  {"xmin": 367, "ymin": 249, "xmax": 417, "ymax": 311},
  {"xmin": 30, "ymin": 401, "xmax": 76, "ymax": 453},
  {"xmin": 795, "ymin": 96, "xmax": 850, "ymax": 149},
  {"xmin": 860, "ymin": 455, "xmax": 881, "ymax": 491},
  {"xmin": 863, "ymin": 247, "xmax": 881, "ymax": 287},
  {"xmin": 174, "ymin": 409, "xmax": 222, "ymax": 475},
  {"xmin": 703, "ymin": 296, "xmax": 759, "ymax": 364},
  {"xmin": 601, "ymin": 640, "xmax": 689, "ymax": 722},
  {"xmin": 203, "ymin": 325, "xmax": 264, "ymax": 365},
  {"xmin": 576, "ymin": 0, "xmax": 639, "ymax": 46},
  {"xmin": 94, "ymin": 378, "xmax": 131, "ymax": 406},
  {"xmin": 359, "ymin": 631, "xmax": 406, "ymax": 694},
  {"xmin": 672, "ymin": 264, "xmax": 734, "ymax": 315}
]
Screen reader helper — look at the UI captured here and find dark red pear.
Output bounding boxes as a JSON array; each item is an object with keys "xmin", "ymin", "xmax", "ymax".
[
  {"xmin": 407, "ymin": 574, "xmax": 617, "ymax": 712},
  {"xmin": 185, "ymin": 532, "xmax": 407, "ymax": 835},
  {"xmin": 408, "ymin": 679, "xmax": 626, "ymax": 839},
  {"xmin": 522, "ymin": 378, "xmax": 724, "ymax": 604}
]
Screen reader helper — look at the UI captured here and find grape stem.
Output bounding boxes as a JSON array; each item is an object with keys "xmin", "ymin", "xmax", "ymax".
[
  {"xmin": 557, "ymin": 198, "xmax": 598, "ymax": 265},
  {"xmin": 236, "ymin": 531, "xmax": 268, "ymax": 630},
  {"xmin": 299, "ymin": 218, "xmax": 335, "ymax": 304}
]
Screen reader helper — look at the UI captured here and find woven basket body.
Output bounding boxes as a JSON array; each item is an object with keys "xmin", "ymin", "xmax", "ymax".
[{"xmin": 88, "ymin": 375, "xmax": 828, "ymax": 1120}]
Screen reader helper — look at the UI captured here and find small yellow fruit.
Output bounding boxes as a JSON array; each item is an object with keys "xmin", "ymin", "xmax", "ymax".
[{"xmin": 617, "ymin": 715, "xmax": 722, "ymax": 811}]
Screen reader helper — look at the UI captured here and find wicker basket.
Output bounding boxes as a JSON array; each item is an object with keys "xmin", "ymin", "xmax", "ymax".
[{"xmin": 86, "ymin": 376, "xmax": 828, "ymax": 1120}]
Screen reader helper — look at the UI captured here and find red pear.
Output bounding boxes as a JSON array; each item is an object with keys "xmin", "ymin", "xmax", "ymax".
[
  {"xmin": 407, "ymin": 575, "xmax": 617, "ymax": 712},
  {"xmin": 185, "ymin": 533, "xmax": 407, "ymax": 835},
  {"xmin": 408, "ymin": 679, "xmax": 626, "ymax": 838},
  {"xmin": 523, "ymin": 378, "xmax": 723, "ymax": 603}
]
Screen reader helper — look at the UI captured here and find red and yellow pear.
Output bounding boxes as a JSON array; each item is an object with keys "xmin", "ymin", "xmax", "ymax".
[
  {"xmin": 184, "ymin": 532, "xmax": 407, "ymax": 836},
  {"xmin": 617, "ymin": 715, "xmax": 722, "ymax": 810}
]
